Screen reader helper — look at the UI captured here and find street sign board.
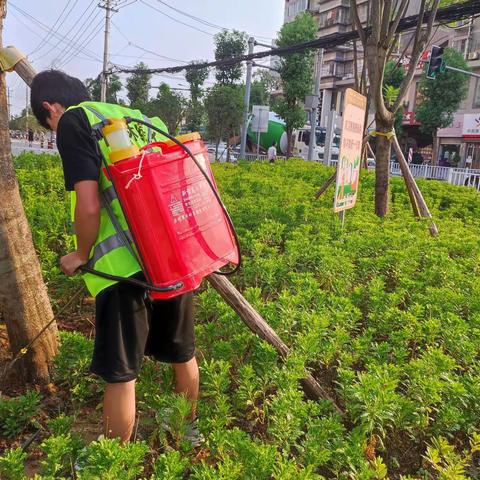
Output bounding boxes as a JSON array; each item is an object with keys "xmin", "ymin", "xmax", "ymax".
[
  {"xmin": 304, "ymin": 95, "xmax": 319, "ymax": 111},
  {"xmin": 251, "ymin": 105, "xmax": 270, "ymax": 133},
  {"xmin": 334, "ymin": 88, "xmax": 367, "ymax": 213}
]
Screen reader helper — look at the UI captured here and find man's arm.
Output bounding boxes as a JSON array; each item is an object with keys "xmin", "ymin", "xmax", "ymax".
[{"xmin": 60, "ymin": 180, "xmax": 100, "ymax": 276}]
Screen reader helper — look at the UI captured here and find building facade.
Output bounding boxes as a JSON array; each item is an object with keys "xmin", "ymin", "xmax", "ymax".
[
  {"xmin": 401, "ymin": 18, "xmax": 480, "ymax": 167},
  {"xmin": 283, "ymin": 1, "xmax": 479, "ymax": 167}
]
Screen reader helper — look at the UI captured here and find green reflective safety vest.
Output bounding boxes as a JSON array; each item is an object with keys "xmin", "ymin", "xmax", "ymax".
[{"xmin": 65, "ymin": 101, "xmax": 168, "ymax": 296}]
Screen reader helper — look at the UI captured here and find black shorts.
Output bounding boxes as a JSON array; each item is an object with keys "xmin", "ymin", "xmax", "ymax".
[{"xmin": 90, "ymin": 278, "xmax": 195, "ymax": 383}]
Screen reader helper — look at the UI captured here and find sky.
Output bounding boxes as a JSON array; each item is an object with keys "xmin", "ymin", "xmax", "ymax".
[{"xmin": 5, "ymin": 0, "xmax": 285, "ymax": 117}]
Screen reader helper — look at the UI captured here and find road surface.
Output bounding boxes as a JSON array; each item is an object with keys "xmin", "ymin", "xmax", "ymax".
[{"xmin": 11, "ymin": 139, "xmax": 58, "ymax": 157}]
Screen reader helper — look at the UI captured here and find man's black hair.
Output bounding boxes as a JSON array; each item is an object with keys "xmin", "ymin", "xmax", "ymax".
[{"xmin": 30, "ymin": 70, "xmax": 90, "ymax": 129}]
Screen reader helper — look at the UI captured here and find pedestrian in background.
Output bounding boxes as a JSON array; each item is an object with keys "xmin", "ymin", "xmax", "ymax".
[
  {"xmin": 267, "ymin": 141, "xmax": 277, "ymax": 163},
  {"xmin": 28, "ymin": 128, "xmax": 34, "ymax": 147}
]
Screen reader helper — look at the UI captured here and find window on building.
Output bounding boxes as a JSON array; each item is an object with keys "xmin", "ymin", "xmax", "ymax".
[
  {"xmin": 319, "ymin": 7, "xmax": 349, "ymax": 27},
  {"xmin": 331, "ymin": 91, "xmax": 338, "ymax": 111},
  {"xmin": 473, "ymin": 79, "xmax": 480, "ymax": 108},
  {"xmin": 287, "ymin": 0, "xmax": 308, "ymax": 19},
  {"xmin": 344, "ymin": 61, "xmax": 354, "ymax": 76}
]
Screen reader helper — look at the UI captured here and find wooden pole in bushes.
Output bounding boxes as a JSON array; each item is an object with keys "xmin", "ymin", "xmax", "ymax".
[
  {"xmin": 207, "ymin": 274, "xmax": 342, "ymax": 412},
  {"xmin": 2, "ymin": 48, "xmax": 340, "ymax": 409},
  {"xmin": 314, "ymin": 170, "xmax": 337, "ymax": 199},
  {"xmin": 392, "ymin": 134, "xmax": 438, "ymax": 235},
  {"xmin": 0, "ymin": 4, "xmax": 58, "ymax": 385}
]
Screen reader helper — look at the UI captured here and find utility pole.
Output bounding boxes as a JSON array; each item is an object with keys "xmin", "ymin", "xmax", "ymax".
[
  {"xmin": 308, "ymin": 48, "xmax": 323, "ymax": 162},
  {"xmin": 99, "ymin": 0, "xmax": 114, "ymax": 102},
  {"xmin": 240, "ymin": 36, "xmax": 255, "ymax": 159}
]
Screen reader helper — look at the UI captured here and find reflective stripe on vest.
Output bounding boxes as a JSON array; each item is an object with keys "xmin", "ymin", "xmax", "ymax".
[
  {"xmin": 102, "ymin": 185, "xmax": 117, "ymax": 205},
  {"xmin": 88, "ymin": 229, "xmax": 133, "ymax": 267}
]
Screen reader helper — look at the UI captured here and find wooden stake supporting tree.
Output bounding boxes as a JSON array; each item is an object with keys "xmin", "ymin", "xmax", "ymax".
[
  {"xmin": 0, "ymin": 2, "xmax": 58, "ymax": 385},
  {"xmin": 0, "ymin": 42, "xmax": 340, "ymax": 409},
  {"xmin": 392, "ymin": 133, "xmax": 438, "ymax": 235}
]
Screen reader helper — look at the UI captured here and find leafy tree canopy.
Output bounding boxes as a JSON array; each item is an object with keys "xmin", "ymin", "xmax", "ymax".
[
  {"xmin": 214, "ymin": 30, "xmax": 248, "ymax": 85},
  {"xmin": 85, "ymin": 74, "xmax": 123, "ymax": 104},
  {"xmin": 274, "ymin": 12, "xmax": 317, "ymax": 156},
  {"xmin": 126, "ymin": 62, "xmax": 151, "ymax": 110},
  {"xmin": 416, "ymin": 47, "xmax": 470, "ymax": 136}
]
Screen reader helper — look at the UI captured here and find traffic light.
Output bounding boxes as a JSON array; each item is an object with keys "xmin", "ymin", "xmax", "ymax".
[{"xmin": 426, "ymin": 45, "xmax": 445, "ymax": 79}]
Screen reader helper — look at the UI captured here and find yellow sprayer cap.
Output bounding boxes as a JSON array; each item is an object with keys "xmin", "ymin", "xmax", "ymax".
[{"xmin": 102, "ymin": 118, "xmax": 127, "ymax": 135}]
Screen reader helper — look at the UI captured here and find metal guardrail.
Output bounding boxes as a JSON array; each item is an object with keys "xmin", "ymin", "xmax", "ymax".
[
  {"xmin": 447, "ymin": 168, "xmax": 480, "ymax": 191},
  {"xmin": 239, "ymin": 154, "xmax": 480, "ymax": 193},
  {"xmin": 390, "ymin": 162, "xmax": 452, "ymax": 180},
  {"xmin": 243, "ymin": 153, "xmax": 287, "ymax": 161}
]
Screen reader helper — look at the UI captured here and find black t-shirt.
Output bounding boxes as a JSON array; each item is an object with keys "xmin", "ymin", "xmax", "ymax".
[{"xmin": 56, "ymin": 108, "xmax": 100, "ymax": 191}]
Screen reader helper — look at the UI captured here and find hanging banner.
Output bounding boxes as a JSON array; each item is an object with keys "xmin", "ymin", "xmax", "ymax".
[{"xmin": 334, "ymin": 88, "xmax": 367, "ymax": 213}]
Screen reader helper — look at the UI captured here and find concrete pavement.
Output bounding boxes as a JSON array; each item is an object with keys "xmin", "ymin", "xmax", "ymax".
[{"xmin": 10, "ymin": 138, "xmax": 58, "ymax": 157}]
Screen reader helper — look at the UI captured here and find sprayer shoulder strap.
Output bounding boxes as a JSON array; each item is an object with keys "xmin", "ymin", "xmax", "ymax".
[
  {"xmin": 82, "ymin": 104, "xmax": 152, "ymax": 143},
  {"xmin": 79, "ymin": 105, "xmax": 141, "ymax": 266}
]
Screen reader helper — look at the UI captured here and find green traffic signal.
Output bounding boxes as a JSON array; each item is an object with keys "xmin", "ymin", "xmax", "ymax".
[{"xmin": 426, "ymin": 45, "xmax": 445, "ymax": 79}]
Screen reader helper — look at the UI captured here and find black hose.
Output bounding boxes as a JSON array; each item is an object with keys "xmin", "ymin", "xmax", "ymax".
[
  {"xmin": 124, "ymin": 116, "xmax": 242, "ymax": 276},
  {"xmin": 80, "ymin": 266, "xmax": 183, "ymax": 292}
]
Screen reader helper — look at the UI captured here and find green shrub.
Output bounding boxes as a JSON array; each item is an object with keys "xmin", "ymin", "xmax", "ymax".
[
  {"xmin": 0, "ymin": 447, "xmax": 27, "ymax": 480},
  {"xmin": 76, "ymin": 438, "xmax": 149, "ymax": 479},
  {"xmin": 52, "ymin": 331, "xmax": 99, "ymax": 403},
  {"xmin": 0, "ymin": 390, "xmax": 40, "ymax": 437}
]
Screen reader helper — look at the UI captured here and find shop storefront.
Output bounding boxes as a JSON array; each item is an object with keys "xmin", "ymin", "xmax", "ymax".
[
  {"xmin": 437, "ymin": 114, "xmax": 463, "ymax": 167},
  {"xmin": 462, "ymin": 113, "xmax": 480, "ymax": 169}
]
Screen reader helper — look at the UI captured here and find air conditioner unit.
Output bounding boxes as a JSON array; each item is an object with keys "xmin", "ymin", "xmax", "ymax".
[{"xmin": 468, "ymin": 51, "xmax": 479, "ymax": 60}]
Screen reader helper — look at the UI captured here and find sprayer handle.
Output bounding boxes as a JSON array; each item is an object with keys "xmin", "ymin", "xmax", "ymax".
[{"xmin": 140, "ymin": 141, "xmax": 166, "ymax": 152}]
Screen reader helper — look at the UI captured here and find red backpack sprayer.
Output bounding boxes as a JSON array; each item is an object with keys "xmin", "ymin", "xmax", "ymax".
[{"xmin": 81, "ymin": 116, "xmax": 241, "ymax": 299}]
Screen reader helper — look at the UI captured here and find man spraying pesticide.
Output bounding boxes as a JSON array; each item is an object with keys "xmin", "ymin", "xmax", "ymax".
[{"xmin": 30, "ymin": 70, "xmax": 239, "ymax": 445}]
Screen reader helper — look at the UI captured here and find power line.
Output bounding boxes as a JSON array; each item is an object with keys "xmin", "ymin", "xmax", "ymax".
[
  {"xmin": 153, "ymin": 0, "xmax": 229, "ymax": 30},
  {"xmin": 152, "ymin": 0, "xmax": 274, "ymax": 40},
  {"xmin": 139, "ymin": 0, "xmax": 215, "ymax": 36},
  {"xmin": 28, "ymin": 0, "xmax": 77, "ymax": 57},
  {"xmin": 57, "ymin": 18, "xmax": 105, "ymax": 69},
  {"xmin": 111, "ymin": 20, "xmax": 189, "ymax": 63},
  {"xmin": 10, "ymin": 2, "xmax": 101, "ymax": 63},
  {"xmin": 46, "ymin": 2, "xmax": 100, "ymax": 65},
  {"xmin": 53, "ymin": 12, "xmax": 103, "ymax": 67},
  {"xmin": 8, "ymin": 7, "xmax": 101, "ymax": 65},
  {"xmin": 112, "ymin": 0, "xmax": 480, "ymax": 76}
]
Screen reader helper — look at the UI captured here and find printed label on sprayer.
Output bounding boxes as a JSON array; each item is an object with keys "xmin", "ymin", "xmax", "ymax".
[{"xmin": 168, "ymin": 180, "xmax": 219, "ymax": 235}]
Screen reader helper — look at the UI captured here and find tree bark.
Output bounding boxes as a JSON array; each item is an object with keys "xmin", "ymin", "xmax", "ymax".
[
  {"xmin": 286, "ymin": 128, "xmax": 293, "ymax": 159},
  {"xmin": 314, "ymin": 170, "xmax": 337, "ymax": 200},
  {"xmin": 0, "ymin": 4, "xmax": 58, "ymax": 384},
  {"xmin": 374, "ymin": 114, "xmax": 395, "ymax": 217}
]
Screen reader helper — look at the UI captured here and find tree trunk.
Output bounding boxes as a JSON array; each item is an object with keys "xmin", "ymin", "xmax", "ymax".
[
  {"xmin": 432, "ymin": 130, "xmax": 439, "ymax": 166},
  {"xmin": 374, "ymin": 114, "xmax": 395, "ymax": 217},
  {"xmin": 286, "ymin": 128, "xmax": 293, "ymax": 159},
  {"xmin": 226, "ymin": 136, "xmax": 230, "ymax": 163},
  {"xmin": 0, "ymin": 3, "xmax": 58, "ymax": 384},
  {"xmin": 215, "ymin": 138, "xmax": 219, "ymax": 162}
]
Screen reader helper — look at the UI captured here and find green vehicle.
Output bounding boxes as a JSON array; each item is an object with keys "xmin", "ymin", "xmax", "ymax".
[{"xmin": 247, "ymin": 112, "xmax": 340, "ymax": 160}]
